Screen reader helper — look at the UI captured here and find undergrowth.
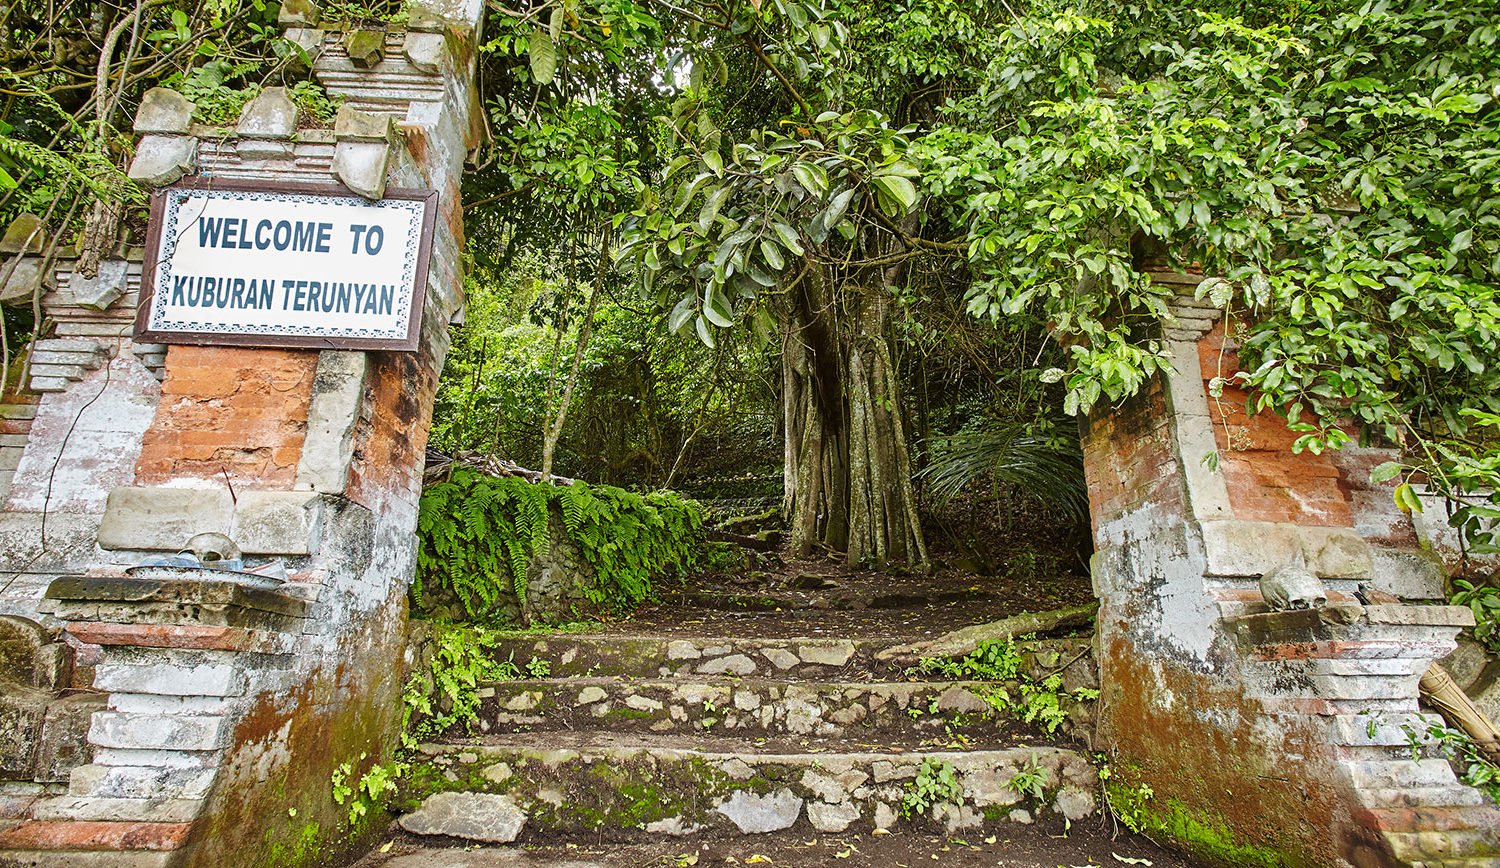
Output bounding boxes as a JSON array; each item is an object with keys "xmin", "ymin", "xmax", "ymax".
[
  {"xmin": 1401, "ymin": 714, "xmax": 1500, "ymax": 805},
  {"xmin": 331, "ymin": 623, "xmax": 547, "ymax": 830},
  {"xmin": 906, "ymin": 639, "xmax": 1097, "ymax": 735},
  {"xmin": 415, "ymin": 468, "xmax": 704, "ymax": 622}
]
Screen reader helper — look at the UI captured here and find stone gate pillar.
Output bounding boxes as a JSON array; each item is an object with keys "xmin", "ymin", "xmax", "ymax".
[
  {"xmin": 0, "ymin": 2, "xmax": 484, "ymax": 865},
  {"xmin": 1082, "ymin": 280, "xmax": 1499, "ymax": 866}
]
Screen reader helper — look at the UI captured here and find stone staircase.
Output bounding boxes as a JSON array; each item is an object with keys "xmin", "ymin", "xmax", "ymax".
[
  {"xmin": 1231, "ymin": 605, "xmax": 1500, "ymax": 867},
  {"xmin": 392, "ymin": 564, "xmax": 1105, "ymax": 847}
]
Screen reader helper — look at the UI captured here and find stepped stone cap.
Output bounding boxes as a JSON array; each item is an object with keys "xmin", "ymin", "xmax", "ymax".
[
  {"xmin": 128, "ymin": 134, "xmax": 198, "ymax": 187},
  {"xmin": 237, "ymin": 87, "xmax": 299, "ymax": 139},
  {"xmin": 278, "ymin": 0, "xmax": 321, "ymax": 27},
  {"xmin": 334, "ymin": 104, "xmax": 396, "ymax": 143},
  {"xmin": 0, "ymin": 213, "xmax": 46, "ymax": 254},
  {"xmin": 133, "ymin": 87, "xmax": 196, "ymax": 134},
  {"xmin": 345, "ymin": 28, "xmax": 386, "ymax": 68}
]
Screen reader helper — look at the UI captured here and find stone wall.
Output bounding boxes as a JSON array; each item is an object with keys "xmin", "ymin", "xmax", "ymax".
[
  {"xmin": 0, "ymin": 2, "xmax": 486, "ymax": 865},
  {"xmin": 1084, "ymin": 277, "xmax": 1500, "ymax": 866},
  {"xmin": 413, "ymin": 509, "xmax": 602, "ymax": 626}
]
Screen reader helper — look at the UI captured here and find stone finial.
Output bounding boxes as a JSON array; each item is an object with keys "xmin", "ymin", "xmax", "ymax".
[
  {"xmin": 68, "ymin": 259, "xmax": 130, "ymax": 311},
  {"xmin": 406, "ymin": 4, "xmax": 449, "ymax": 32},
  {"xmin": 0, "ymin": 256, "xmax": 45, "ymax": 305},
  {"xmin": 284, "ymin": 27, "xmax": 325, "ymax": 71},
  {"xmin": 237, "ymin": 87, "xmax": 299, "ymax": 138},
  {"xmin": 334, "ymin": 104, "xmax": 394, "ymax": 143},
  {"xmin": 0, "ymin": 214, "xmax": 46, "ymax": 254},
  {"xmin": 133, "ymin": 88, "xmax": 195, "ymax": 134},
  {"xmin": 127, "ymin": 134, "xmax": 198, "ymax": 187},
  {"xmin": 332, "ymin": 140, "xmax": 392, "ymax": 201},
  {"xmin": 404, "ymin": 31, "xmax": 446, "ymax": 73},
  {"xmin": 344, "ymin": 29, "xmax": 386, "ymax": 68},
  {"xmin": 278, "ymin": 0, "xmax": 321, "ymax": 27}
]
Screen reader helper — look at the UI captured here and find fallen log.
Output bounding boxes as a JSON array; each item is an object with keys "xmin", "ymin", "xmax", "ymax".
[
  {"xmin": 876, "ymin": 600, "xmax": 1099, "ymax": 662},
  {"xmin": 423, "ymin": 449, "xmax": 576, "ymax": 488},
  {"xmin": 707, "ymin": 528, "xmax": 783, "ymax": 552}
]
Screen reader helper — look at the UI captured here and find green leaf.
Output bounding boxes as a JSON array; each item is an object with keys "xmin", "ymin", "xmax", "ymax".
[
  {"xmin": 760, "ymin": 239, "xmax": 784, "ymax": 271},
  {"xmin": 1394, "ymin": 482, "xmax": 1424, "ymax": 514},
  {"xmin": 702, "ymin": 286, "xmax": 734, "ymax": 327},
  {"xmin": 703, "ymin": 150, "xmax": 724, "ymax": 176},
  {"xmin": 697, "ymin": 186, "xmax": 729, "ymax": 231},
  {"xmin": 528, "ymin": 28, "xmax": 557, "ymax": 85},
  {"xmin": 819, "ymin": 187, "xmax": 857, "ymax": 229},
  {"xmin": 1369, "ymin": 461, "xmax": 1403, "ymax": 484},
  {"xmin": 667, "ymin": 295, "xmax": 695, "ymax": 333},
  {"xmin": 772, "ymin": 222, "xmax": 805, "ymax": 256},
  {"xmin": 872, "ymin": 174, "xmax": 918, "ymax": 215},
  {"xmin": 694, "ymin": 314, "xmax": 717, "ymax": 348},
  {"xmin": 792, "ymin": 162, "xmax": 828, "ymax": 197},
  {"xmin": 1451, "ymin": 229, "xmax": 1473, "ymax": 254}
]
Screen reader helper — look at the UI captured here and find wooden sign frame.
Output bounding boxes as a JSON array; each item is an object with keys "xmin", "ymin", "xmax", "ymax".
[{"xmin": 134, "ymin": 177, "xmax": 438, "ymax": 352}]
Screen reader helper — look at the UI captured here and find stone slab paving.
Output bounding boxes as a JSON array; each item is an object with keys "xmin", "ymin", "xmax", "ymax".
[
  {"xmin": 400, "ymin": 733, "xmax": 1099, "ymax": 840},
  {"xmin": 472, "ymin": 676, "xmax": 1081, "ymax": 741}
]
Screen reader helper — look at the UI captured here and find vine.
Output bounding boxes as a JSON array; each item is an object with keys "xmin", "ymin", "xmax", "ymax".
[{"xmin": 415, "ymin": 468, "xmax": 704, "ymax": 623}]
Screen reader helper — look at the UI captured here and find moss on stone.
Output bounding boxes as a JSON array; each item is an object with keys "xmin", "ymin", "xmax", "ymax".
[{"xmin": 1106, "ymin": 781, "xmax": 1286, "ymax": 868}]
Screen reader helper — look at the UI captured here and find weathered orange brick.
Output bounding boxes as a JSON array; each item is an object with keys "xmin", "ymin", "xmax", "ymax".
[{"xmin": 0, "ymin": 820, "xmax": 190, "ymax": 851}]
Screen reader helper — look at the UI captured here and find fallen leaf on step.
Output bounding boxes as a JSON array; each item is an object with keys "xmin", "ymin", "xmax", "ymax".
[
  {"xmin": 1112, "ymin": 855, "xmax": 1152, "ymax": 865},
  {"xmin": 745, "ymin": 856, "xmax": 773, "ymax": 864},
  {"xmin": 378, "ymin": 842, "xmax": 393, "ymax": 853},
  {"xmin": 871, "ymin": 829, "xmax": 890, "ymax": 836}
]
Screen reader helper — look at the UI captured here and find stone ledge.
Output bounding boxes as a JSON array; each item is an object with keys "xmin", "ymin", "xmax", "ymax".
[
  {"xmin": 1229, "ymin": 604, "xmax": 1471, "ymax": 650},
  {"xmin": 65, "ymin": 623, "xmax": 294, "ymax": 654},
  {"xmin": 97, "ymin": 487, "xmax": 329, "ymax": 555},
  {"xmin": 1200, "ymin": 519, "xmax": 1374, "ymax": 578},
  {"xmin": 46, "ymin": 577, "xmax": 307, "ymax": 621}
]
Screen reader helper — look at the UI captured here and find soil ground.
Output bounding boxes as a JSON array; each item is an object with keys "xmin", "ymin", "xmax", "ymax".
[
  {"xmin": 358, "ymin": 820, "xmax": 1199, "ymax": 867},
  {"xmin": 610, "ymin": 555, "xmax": 1096, "ymax": 642}
]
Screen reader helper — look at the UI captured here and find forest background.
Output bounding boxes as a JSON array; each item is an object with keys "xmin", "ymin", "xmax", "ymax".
[{"xmin": 1, "ymin": 0, "xmax": 1497, "ymax": 589}]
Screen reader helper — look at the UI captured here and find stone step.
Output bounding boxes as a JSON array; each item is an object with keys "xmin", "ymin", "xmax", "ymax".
[
  {"xmin": 1366, "ymin": 805, "xmax": 1500, "ymax": 833},
  {"xmin": 29, "ymin": 795, "xmax": 203, "ymax": 823},
  {"xmin": 468, "ymin": 676, "xmax": 1092, "ymax": 741},
  {"xmin": 663, "ymin": 585, "xmax": 996, "ymax": 613},
  {"xmin": 400, "ymin": 733, "xmax": 1100, "ymax": 842},
  {"xmin": 487, "ymin": 634, "xmax": 1091, "ymax": 682},
  {"xmin": 490, "ymin": 635, "xmax": 887, "ymax": 680},
  {"xmin": 1354, "ymin": 786, "xmax": 1490, "ymax": 810},
  {"xmin": 0, "ymin": 819, "xmax": 188, "ymax": 865},
  {"xmin": 1344, "ymin": 759, "xmax": 1463, "ymax": 791},
  {"xmin": 1385, "ymin": 826, "xmax": 1500, "ymax": 862}
]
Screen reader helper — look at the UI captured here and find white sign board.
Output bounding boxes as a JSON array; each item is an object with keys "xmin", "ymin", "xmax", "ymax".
[{"xmin": 136, "ymin": 180, "xmax": 437, "ymax": 351}]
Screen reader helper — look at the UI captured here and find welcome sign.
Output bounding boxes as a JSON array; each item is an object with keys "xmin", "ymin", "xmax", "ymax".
[{"xmin": 136, "ymin": 179, "xmax": 437, "ymax": 351}]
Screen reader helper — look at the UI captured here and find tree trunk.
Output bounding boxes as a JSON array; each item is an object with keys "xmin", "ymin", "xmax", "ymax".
[
  {"xmin": 781, "ymin": 269, "xmax": 927, "ymax": 569},
  {"xmin": 539, "ymin": 229, "xmax": 609, "ymax": 482}
]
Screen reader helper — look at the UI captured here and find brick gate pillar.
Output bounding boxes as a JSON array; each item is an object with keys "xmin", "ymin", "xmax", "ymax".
[
  {"xmin": 0, "ymin": 2, "xmax": 485, "ymax": 865},
  {"xmin": 1082, "ymin": 279, "xmax": 1498, "ymax": 866}
]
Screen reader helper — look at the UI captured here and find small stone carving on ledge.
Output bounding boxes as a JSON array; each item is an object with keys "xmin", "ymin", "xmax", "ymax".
[{"xmin": 1259, "ymin": 550, "xmax": 1328, "ymax": 611}]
